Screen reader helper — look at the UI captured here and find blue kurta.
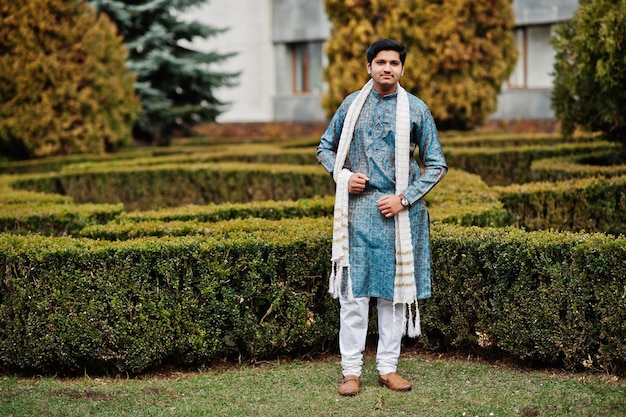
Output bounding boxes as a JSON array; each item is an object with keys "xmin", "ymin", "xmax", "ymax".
[{"xmin": 317, "ymin": 88, "xmax": 447, "ymax": 300}]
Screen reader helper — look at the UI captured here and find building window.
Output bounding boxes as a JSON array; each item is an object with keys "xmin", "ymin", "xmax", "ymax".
[
  {"xmin": 508, "ymin": 24, "xmax": 555, "ymax": 89},
  {"xmin": 289, "ymin": 41, "xmax": 324, "ymax": 94}
]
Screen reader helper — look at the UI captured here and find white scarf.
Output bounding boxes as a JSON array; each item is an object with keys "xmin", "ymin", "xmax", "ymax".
[{"xmin": 329, "ymin": 79, "xmax": 421, "ymax": 337}]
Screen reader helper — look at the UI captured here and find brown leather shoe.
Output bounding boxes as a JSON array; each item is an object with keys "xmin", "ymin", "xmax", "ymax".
[
  {"xmin": 338, "ymin": 374, "xmax": 360, "ymax": 396},
  {"xmin": 378, "ymin": 372, "xmax": 412, "ymax": 391}
]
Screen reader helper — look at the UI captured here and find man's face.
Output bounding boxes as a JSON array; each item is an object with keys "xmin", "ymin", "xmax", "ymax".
[{"xmin": 367, "ymin": 50, "xmax": 404, "ymax": 94}]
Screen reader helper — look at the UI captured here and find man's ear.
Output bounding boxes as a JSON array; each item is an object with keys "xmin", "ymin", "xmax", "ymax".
[{"xmin": 366, "ymin": 62, "xmax": 372, "ymax": 75}]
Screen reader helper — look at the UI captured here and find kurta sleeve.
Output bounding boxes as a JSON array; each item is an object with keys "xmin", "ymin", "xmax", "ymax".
[{"xmin": 402, "ymin": 99, "xmax": 447, "ymax": 205}]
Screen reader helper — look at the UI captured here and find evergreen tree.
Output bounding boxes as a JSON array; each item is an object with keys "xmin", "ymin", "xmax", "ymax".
[
  {"xmin": 551, "ymin": 0, "xmax": 626, "ymax": 143},
  {"xmin": 323, "ymin": 0, "xmax": 517, "ymax": 130},
  {"xmin": 0, "ymin": 0, "xmax": 139, "ymax": 159},
  {"xmin": 90, "ymin": 0, "xmax": 239, "ymax": 145}
]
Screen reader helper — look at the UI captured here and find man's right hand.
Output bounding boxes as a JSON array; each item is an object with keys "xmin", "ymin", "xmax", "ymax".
[{"xmin": 348, "ymin": 173, "xmax": 369, "ymax": 194}]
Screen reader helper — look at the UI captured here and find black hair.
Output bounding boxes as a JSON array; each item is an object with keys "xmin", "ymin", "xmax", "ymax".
[{"xmin": 366, "ymin": 39, "xmax": 407, "ymax": 65}]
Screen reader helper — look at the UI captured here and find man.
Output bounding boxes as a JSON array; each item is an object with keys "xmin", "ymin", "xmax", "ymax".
[{"xmin": 316, "ymin": 39, "xmax": 447, "ymax": 396}]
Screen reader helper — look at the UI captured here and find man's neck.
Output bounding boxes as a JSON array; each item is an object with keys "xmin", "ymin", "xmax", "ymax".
[{"xmin": 373, "ymin": 83, "xmax": 398, "ymax": 96}]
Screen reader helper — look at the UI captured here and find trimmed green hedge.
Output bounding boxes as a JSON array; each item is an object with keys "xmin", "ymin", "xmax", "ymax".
[
  {"xmin": 426, "ymin": 224, "xmax": 626, "ymax": 374},
  {"xmin": 425, "ymin": 170, "xmax": 508, "ymax": 228},
  {"xmin": 441, "ymin": 131, "xmax": 597, "ymax": 148},
  {"xmin": 0, "ymin": 177, "xmax": 123, "ymax": 236},
  {"xmin": 445, "ymin": 140, "xmax": 620, "ymax": 185},
  {"xmin": 53, "ymin": 144, "xmax": 318, "ymax": 175},
  {"xmin": 1, "ymin": 222, "xmax": 624, "ymax": 375},
  {"xmin": 10, "ymin": 163, "xmax": 334, "ymax": 211},
  {"xmin": 120, "ymin": 196, "xmax": 336, "ymax": 223},
  {"xmin": 0, "ymin": 221, "xmax": 336, "ymax": 375},
  {"xmin": 494, "ymin": 176, "xmax": 626, "ymax": 234},
  {"xmin": 1, "ymin": 134, "xmax": 626, "ymax": 376},
  {"xmin": 7, "ymin": 166, "xmax": 508, "ymax": 230},
  {"xmin": 0, "ymin": 202, "xmax": 123, "ymax": 236},
  {"xmin": 0, "ymin": 149, "xmax": 154, "ymax": 175},
  {"xmin": 531, "ymin": 153, "xmax": 626, "ymax": 182},
  {"xmin": 78, "ymin": 217, "xmax": 317, "ymax": 241},
  {"xmin": 75, "ymin": 169, "xmax": 508, "ymax": 241},
  {"xmin": 0, "ymin": 169, "xmax": 507, "ymax": 237}
]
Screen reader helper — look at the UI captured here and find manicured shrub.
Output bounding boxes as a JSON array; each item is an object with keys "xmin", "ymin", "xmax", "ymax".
[
  {"xmin": 1, "ymin": 132, "xmax": 626, "ymax": 377},
  {"xmin": 0, "ymin": 0, "xmax": 139, "ymax": 158},
  {"xmin": 323, "ymin": 0, "xmax": 517, "ymax": 130},
  {"xmin": 0, "ymin": 202, "xmax": 123, "ymax": 236},
  {"xmin": 445, "ymin": 140, "xmax": 619, "ymax": 185},
  {"xmin": 0, "ymin": 223, "xmax": 336, "ymax": 375},
  {"xmin": 9, "ymin": 163, "xmax": 335, "ymax": 211},
  {"xmin": 426, "ymin": 224, "xmax": 626, "ymax": 374},
  {"xmin": 551, "ymin": 0, "xmax": 626, "ymax": 142},
  {"xmin": 495, "ymin": 176, "xmax": 626, "ymax": 234},
  {"xmin": 531, "ymin": 153, "xmax": 626, "ymax": 182}
]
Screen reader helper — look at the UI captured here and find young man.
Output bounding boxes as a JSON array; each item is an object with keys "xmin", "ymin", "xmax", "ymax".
[{"xmin": 316, "ymin": 39, "xmax": 447, "ymax": 396}]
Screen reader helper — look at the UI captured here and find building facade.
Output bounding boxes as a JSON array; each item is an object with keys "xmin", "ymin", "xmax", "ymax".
[
  {"xmin": 185, "ymin": 0, "xmax": 579, "ymax": 124},
  {"xmin": 492, "ymin": 0, "xmax": 580, "ymax": 120}
]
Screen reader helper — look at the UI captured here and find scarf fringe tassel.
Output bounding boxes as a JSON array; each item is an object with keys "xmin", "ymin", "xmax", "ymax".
[
  {"xmin": 405, "ymin": 300, "xmax": 421, "ymax": 338},
  {"xmin": 329, "ymin": 261, "xmax": 353, "ymax": 301},
  {"xmin": 392, "ymin": 299, "xmax": 422, "ymax": 338}
]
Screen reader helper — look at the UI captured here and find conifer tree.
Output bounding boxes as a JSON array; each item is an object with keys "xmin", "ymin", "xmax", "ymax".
[
  {"xmin": 0, "ymin": 0, "xmax": 139, "ymax": 158},
  {"xmin": 323, "ymin": 0, "xmax": 517, "ymax": 130},
  {"xmin": 551, "ymin": 0, "xmax": 626, "ymax": 143},
  {"xmin": 322, "ymin": 0, "xmax": 389, "ymax": 118},
  {"xmin": 90, "ymin": 0, "xmax": 239, "ymax": 145}
]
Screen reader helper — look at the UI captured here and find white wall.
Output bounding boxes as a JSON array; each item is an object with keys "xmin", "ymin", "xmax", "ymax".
[{"xmin": 182, "ymin": 0, "xmax": 274, "ymax": 122}]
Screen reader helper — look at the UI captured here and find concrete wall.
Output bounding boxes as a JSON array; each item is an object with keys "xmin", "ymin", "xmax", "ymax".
[
  {"xmin": 181, "ymin": 0, "xmax": 275, "ymax": 123},
  {"xmin": 272, "ymin": 0, "xmax": 331, "ymax": 122},
  {"xmin": 514, "ymin": 0, "xmax": 579, "ymax": 25},
  {"xmin": 491, "ymin": 89, "xmax": 553, "ymax": 121},
  {"xmin": 272, "ymin": 0, "xmax": 331, "ymax": 42}
]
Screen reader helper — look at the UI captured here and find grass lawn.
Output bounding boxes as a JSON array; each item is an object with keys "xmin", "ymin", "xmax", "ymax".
[{"xmin": 1, "ymin": 345, "xmax": 624, "ymax": 417}]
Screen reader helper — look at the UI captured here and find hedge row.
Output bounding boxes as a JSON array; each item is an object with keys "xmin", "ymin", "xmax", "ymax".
[
  {"xmin": 530, "ymin": 152, "xmax": 626, "ymax": 182},
  {"xmin": 78, "ymin": 217, "xmax": 316, "ymax": 241},
  {"xmin": 1, "ymin": 222, "xmax": 624, "ymax": 375},
  {"xmin": 4, "ymin": 168, "xmax": 506, "ymax": 234},
  {"xmin": 441, "ymin": 131, "xmax": 598, "ymax": 148},
  {"xmin": 494, "ymin": 175, "xmax": 626, "ymax": 235},
  {"xmin": 445, "ymin": 140, "xmax": 620, "ymax": 185},
  {"xmin": 74, "ymin": 170, "xmax": 508, "ymax": 241},
  {"xmin": 6, "ymin": 161, "xmax": 626, "ymax": 238},
  {"xmin": 0, "ymin": 149, "xmax": 155, "ymax": 175},
  {"xmin": 2, "ymin": 134, "xmax": 626, "ymax": 377},
  {"xmin": 0, "ymin": 202, "xmax": 124, "ymax": 236},
  {"xmin": 0, "ymin": 221, "xmax": 335, "ymax": 375},
  {"xmin": 57, "ymin": 144, "xmax": 319, "ymax": 170},
  {"xmin": 0, "ymin": 176, "xmax": 123, "ymax": 236},
  {"xmin": 427, "ymin": 223, "xmax": 626, "ymax": 375},
  {"xmin": 11, "ymin": 163, "xmax": 334, "ymax": 211},
  {"xmin": 67, "ymin": 169, "xmax": 507, "ymax": 241},
  {"xmin": 116, "ymin": 168, "xmax": 503, "ymax": 222},
  {"xmin": 0, "ymin": 137, "xmax": 319, "ymax": 176}
]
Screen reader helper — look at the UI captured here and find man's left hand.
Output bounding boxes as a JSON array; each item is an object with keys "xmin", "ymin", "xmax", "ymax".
[{"xmin": 376, "ymin": 195, "xmax": 405, "ymax": 218}]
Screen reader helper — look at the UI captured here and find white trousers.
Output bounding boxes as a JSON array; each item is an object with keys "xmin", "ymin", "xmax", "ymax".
[{"xmin": 339, "ymin": 296, "xmax": 405, "ymax": 377}]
